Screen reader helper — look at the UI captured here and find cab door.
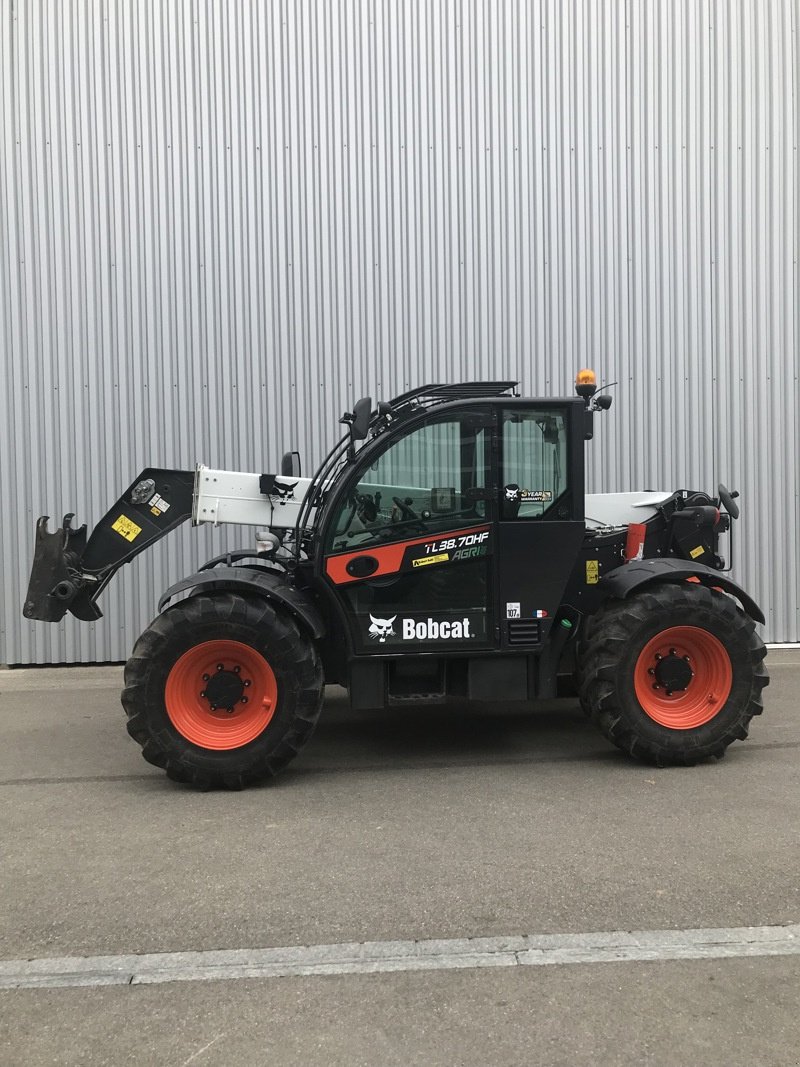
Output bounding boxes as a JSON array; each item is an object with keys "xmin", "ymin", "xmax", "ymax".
[
  {"xmin": 495, "ymin": 401, "xmax": 587, "ymax": 649},
  {"xmin": 320, "ymin": 408, "xmax": 497, "ymax": 655}
]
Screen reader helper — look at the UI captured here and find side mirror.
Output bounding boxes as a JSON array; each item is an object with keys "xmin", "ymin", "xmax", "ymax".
[
  {"xmin": 718, "ymin": 483, "xmax": 740, "ymax": 520},
  {"xmin": 594, "ymin": 395, "xmax": 613, "ymax": 411},
  {"xmin": 351, "ymin": 396, "xmax": 373, "ymax": 442},
  {"xmin": 281, "ymin": 451, "xmax": 302, "ymax": 477}
]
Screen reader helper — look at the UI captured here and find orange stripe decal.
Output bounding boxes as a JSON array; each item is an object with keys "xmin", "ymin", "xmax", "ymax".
[{"xmin": 325, "ymin": 525, "xmax": 490, "ymax": 585}]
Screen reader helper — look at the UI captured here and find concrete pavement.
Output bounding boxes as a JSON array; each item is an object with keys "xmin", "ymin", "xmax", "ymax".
[{"xmin": 1, "ymin": 654, "xmax": 798, "ymax": 1064}]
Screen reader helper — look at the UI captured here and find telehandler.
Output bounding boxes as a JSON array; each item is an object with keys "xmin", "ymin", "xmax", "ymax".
[{"xmin": 24, "ymin": 372, "xmax": 768, "ymax": 788}]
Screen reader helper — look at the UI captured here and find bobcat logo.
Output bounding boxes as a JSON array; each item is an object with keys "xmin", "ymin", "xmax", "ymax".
[
  {"xmin": 274, "ymin": 479, "xmax": 297, "ymax": 503},
  {"xmin": 505, "ymin": 484, "xmax": 520, "ymax": 502},
  {"xmin": 368, "ymin": 614, "xmax": 397, "ymax": 642}
]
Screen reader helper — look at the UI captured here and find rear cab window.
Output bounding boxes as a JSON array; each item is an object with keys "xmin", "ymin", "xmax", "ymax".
[{"xmin": 500, "ymin": 407, "xmax": 571, "ymax": 520}]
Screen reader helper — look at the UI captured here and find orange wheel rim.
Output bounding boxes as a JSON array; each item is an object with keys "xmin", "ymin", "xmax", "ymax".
[
  {"xmin": 165, "ymin": 639, "xmax": 278, "ymax": 750},
  {"xmin": 634, "ymin": 625, "xmax": 732, "ymax": 729}
]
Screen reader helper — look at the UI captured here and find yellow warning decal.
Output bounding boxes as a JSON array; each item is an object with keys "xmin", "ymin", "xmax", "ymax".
[
  {"xmin": 689, "ymin": 545, "xmax": 705, "ymax": 559},
  {"xmin": 112, "ymin": 514, "xmax": 143, "ymax": 542},
  {"xmin": 413, "ymin": 552, "xmax": 450, "ymax": 568},
  {"xmin": 585, "ymin": 559, "xmax": 599, "ymax": 584}
]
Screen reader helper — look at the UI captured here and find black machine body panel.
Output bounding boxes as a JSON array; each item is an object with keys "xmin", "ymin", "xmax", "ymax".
[
  {"xmin": 313, "ymin": 396, "xmax": 592, "ymax": 705},
  {"xmin": 495, "ymin": 522, "xmax": 586, "ymax": 648},
  {"xmin": 493, "ymin": 398, "xmax": 587, "ymax": 649}
]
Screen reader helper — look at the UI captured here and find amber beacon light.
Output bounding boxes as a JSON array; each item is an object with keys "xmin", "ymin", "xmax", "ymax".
[{"xmin": 575, "ymin": 368, "xmax": 598, "ymax": 401}]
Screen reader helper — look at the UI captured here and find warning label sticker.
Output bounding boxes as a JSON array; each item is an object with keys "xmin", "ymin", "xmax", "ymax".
[
  {"xmin": 112, "ymin": 514, "xmax": 143, "ymax": 542},
  {"xmin": 412, "ymin": 552, "xmax": 450, "ymax": 569},
  {"xmin": 585, "ymin": 559, "xmax": 600, "ymax": 584},
  {"xmin": 148, "ymin": 492, "xmax": 171, "ymax": 518}
]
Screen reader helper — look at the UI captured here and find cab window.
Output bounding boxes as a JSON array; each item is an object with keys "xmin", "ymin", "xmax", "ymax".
[
  {"xmin": 501, "ymin": 408, "xmax": 569, "ymax": 519},
  {"xmin": 327, "ymin": 413, "xmax": 489, "ymax": 551}
]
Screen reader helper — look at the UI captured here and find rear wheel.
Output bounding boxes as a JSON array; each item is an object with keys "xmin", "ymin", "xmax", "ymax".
[
  {"xmin": 122, "ymin": 592, "xmax": 323, "ymax": 789},
  {"xmin": 576, "ymin": 583, "xmax": 768, "ymax": 765}
]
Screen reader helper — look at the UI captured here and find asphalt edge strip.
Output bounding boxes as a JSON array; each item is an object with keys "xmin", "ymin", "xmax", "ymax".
[{"xmin": 1, "ymin": 924, "xmax": 798, "ymax": 991}]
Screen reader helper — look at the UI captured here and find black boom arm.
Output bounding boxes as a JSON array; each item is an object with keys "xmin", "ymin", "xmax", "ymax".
[{"xmin": 23, "ymin": 468, "xmax": 195, "ymax": 622}]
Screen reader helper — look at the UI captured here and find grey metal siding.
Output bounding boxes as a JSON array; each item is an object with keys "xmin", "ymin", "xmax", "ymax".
[{"xmin": 1, "ymin": 0, "xmax": 797, "ymax": 662}]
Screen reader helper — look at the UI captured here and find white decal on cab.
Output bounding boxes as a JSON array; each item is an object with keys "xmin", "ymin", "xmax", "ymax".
[
  {"xmin": 368, "ymin": 614, "xmax": 397, "ymax": 642},
  {"xmin": 402, "ymin": 617, "xmax": 472, "ymax": 640}
]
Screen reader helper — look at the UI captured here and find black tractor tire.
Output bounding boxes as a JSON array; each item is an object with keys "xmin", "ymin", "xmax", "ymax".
[
  {"xmin": 574, "ymin": 612, "xmax": 604, "ymax": 714},
  {"xmin": 122, "ymin": 592, "xmax": 324, "ymax": 789},
  {"xmin": 576, "ymin": 583, "xmax": 768, "ymax": 766}
]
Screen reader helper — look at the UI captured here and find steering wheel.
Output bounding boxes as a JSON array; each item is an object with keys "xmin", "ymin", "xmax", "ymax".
[
  {"xmin": 718, "ymin": 483, "xmax": 740, "ymax": 521},
  {"xmin": 392, "ymin": 496, "xmax": 418, "ymax": 522},
  {"xmin": 354, "ymin": 492, "xmax": 379, "ymax": 524}
]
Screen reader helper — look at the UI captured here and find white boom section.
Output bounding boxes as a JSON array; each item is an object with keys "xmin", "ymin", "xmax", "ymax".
[
  {"xmin": 192, "ymin": 467, "xmax": 673, "ymax": 533},
  {"xmin": 192, "ymin": 466, "xmax": 313, "ymax": 529},
  {"xmin": 584, "ymin": 491, "xmax": 673, "ymax": 529}
]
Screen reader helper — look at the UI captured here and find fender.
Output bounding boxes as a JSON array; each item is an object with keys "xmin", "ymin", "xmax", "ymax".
[
  {"xmin": 158, "ymin": 566, "xmax": 326, "ymax": 639},
  {"xmin": 600, "ymin": 558, "xmax": 765, "ymax": 625}
]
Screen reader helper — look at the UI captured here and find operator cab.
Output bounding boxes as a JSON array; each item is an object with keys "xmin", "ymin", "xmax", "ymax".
[{"xmin": 318, "ymin": 384, "xmax": 589, "ymax": 693}]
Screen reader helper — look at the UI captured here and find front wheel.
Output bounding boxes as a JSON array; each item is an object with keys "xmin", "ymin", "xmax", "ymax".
[
  {"xmin": 576, "ymin": 584, "xmax": 768, "ymax": 765},
  {"xmin": 122, "ymin": 593, "xmax": 323, "ymax": 789}
]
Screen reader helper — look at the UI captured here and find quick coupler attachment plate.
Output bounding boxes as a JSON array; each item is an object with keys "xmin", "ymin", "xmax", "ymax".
[{"xmin": 23, "ymin": 514, "xmax": 90, "ymax": 622}]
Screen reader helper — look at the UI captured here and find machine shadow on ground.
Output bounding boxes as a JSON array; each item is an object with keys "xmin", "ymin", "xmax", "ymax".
[{"xmin": 280, "ymin": 692, "xmax": 640, "ymax": 782}]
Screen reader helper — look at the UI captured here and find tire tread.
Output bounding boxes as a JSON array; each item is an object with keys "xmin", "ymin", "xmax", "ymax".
[
  {"xmin": 121, "ymin": 593, "xmax": 323, "ymax": 789},
  {"xmin": 576, "ymin": 584, "xmax": 768, "ymax": 766}
]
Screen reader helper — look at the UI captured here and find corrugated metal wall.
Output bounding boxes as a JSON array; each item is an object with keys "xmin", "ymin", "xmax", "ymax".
[{"xmin": 1, "ymin": 0, "xmax": 797, "ymax": 662}]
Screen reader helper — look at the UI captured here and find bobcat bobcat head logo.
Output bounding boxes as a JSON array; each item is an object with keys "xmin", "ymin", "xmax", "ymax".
[
  {"xmin": 505, "ymin": 484, "xmax": 520, "ymax": 502},
  {"xmin": 368, "ymin": 614, "xmax": 397, "ymax": 642},
  {"xmin": 274, "ymin": 479, "xmax": 297, "ymax": 502}
]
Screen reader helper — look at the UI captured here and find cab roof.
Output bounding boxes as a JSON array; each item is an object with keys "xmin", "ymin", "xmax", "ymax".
[{"xmin": 388, "ymin": 381, "xmax": 519, "ymax": 415}]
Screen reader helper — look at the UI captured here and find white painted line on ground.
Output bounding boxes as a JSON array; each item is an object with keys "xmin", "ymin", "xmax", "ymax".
[{"xmin": 1, "ymin": 924, "xmax": 798, "ymax": 991}]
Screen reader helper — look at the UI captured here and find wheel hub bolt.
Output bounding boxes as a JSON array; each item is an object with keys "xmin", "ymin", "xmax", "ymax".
[
  {"xmin": 241, "ymin": 696, "xmax": 248, "ymax": 704},
  {"xmin": 216, "ymin": 664, "xmax": 224, "ymax": 671},
  {"xmin": 647, "ymin": 667, "xmax": 655, "ymax": 676},
  {"xmin": 651, "ymin": 647, "xmax": 694, "ymax": 697},
  {"xmin": 202, "ymin": 674, "xmax": 210, "ymax": 682},
  {"xmin": 233, "ymin": 665, "xmax": 241, "ymax": 674},
  {"xmin": 200, "ymin": 690, "xmax": 207, "ymax": 698},
  {"xmin": 243, "ymin": 679, "xmax": 251, "ymax": 688}
]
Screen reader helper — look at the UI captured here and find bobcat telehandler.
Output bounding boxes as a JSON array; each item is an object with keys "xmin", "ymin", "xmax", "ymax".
[{"xmin": 24, "ymin": 373, "xmax": 768, "ymax": 789}]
